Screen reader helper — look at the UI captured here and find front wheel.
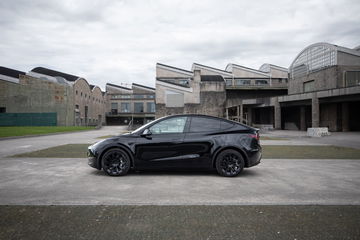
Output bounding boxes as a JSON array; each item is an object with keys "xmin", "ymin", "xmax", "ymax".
[
  {"xmin": 102, "ymin": 149, "xmax": 131, "ymax": 176},
  {"xmin": 215, "ymin": 149, "xmax": 244, "ymax": 177}
]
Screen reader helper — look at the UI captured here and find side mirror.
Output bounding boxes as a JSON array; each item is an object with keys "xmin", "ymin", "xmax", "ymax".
[{"xmin": 141, "ymin": 129, "xmax": 152, "ymax": 138}]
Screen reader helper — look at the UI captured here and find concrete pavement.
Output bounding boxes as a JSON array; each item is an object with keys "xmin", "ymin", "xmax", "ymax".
[
  {"xmin": 0, "ymin": 126, "xmax": 127, "ymax": 158},
  {"xmin": 0, "ymin": 157, "xmax": 359, "ymax": 205}
]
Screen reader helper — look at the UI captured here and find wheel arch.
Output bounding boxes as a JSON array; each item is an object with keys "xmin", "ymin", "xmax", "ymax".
[
  {"xmin": 98, "ymin": 144, "xmax": 135, "ymax": 169},
  {"xmin": 212, "ymin": 146, "xmax": 249, "ymax": 168}
]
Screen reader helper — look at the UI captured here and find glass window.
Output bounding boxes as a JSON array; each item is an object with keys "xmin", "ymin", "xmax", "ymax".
[
  {"xmin": 189, "ymin": 117, "xmax": 221, "ymax": 132},
  {"xmin": 149, "ymin": 117, "xmax": 187, "ymax": 134},
  {"xmin": 225, "ymin": 79, "xmax": 233, "ymax": 86},
  {"xmin": 134, "ymin": 95, "xmax": 144, "ymax": 99},
  {"xmin": 255, "ymin": 80, "xmax": 268, "ymax": 85},
  {"xmin": 147, "ymin": 102, "xmax": 155, "ymax": 113},
  {"xmin": 221, "ymin": 120, "xmax": 234, "ymax": 129},
  {"xmin": 345, "ymin": 71, "xmax": 360, "ymax": 87},
  {"xmin": 303, "ymin": 80, "xmax": 315, "ymax": 92},
  {"xmin": 235, "ymin": 79, "xmax": 250, "ymax": 86},
  {"xmin": 121, "ymin": 102, "xmax": 131, "ymax": 113},
  {"xmin": 134, "ymin": 102, "xmax": 144, "ymax": 113},
  {"xmin": 111, "ymin": 102, "xmax": 118, "ymax": 114}
]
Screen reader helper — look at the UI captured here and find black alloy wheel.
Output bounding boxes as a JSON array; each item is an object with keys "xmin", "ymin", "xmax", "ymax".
[
  {"xmin": 102, "ymin": 149, "xmax": 130, "ymax": 176},
  {"xmin": 215, "ymin": 149, "xmax": 244, "ymax": 177}
]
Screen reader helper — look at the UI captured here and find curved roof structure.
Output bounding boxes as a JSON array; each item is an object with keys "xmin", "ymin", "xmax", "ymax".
[
  {"xmin": 31, "ymin": 67, "xmax": 80, "ymax": 82},
  {"xmin": 0, "ymin": 66, "xmax": 25, "ymax": 78},
  {"xmin": 289, "ymin": 42, "xmax": 360, "ymax": 79}
]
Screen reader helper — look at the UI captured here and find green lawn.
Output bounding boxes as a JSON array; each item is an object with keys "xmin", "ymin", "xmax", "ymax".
[
  {"xmin": 12, "ymin": 144, "xmax": 90, "ymax": 158},
  {"xmin": 0, "ymin": 126, "xmax": 95, "ymax": 138},
  {"xmin": 262, "ymin": 145, "xmax": 360, "ymax": 159},
  {"xmin": 11, "ymin": 144, "xmax": 360, "ymax": 159}
]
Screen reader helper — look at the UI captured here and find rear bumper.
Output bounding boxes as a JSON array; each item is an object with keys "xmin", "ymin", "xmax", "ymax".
[{"xmin": 246, "ymin": 147, "xmax": 262, "ymax": 168}]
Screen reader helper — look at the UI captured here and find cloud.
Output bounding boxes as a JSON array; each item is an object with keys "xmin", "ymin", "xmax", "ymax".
[{"xmin": 0, "ymin": 0, "xmax": 359, "ymax": 90}]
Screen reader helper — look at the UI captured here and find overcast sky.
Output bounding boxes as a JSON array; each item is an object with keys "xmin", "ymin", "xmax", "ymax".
[{"xmin": 1, "ymin": 0, "xmax": 359, "ymax": 90}]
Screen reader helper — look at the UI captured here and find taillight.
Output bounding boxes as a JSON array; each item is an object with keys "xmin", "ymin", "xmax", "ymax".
[{"xmin": 250, "ymin": 132, "xmax": 260, "ymax": 141}]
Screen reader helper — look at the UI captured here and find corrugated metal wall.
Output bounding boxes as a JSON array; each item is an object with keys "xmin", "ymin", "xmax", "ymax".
[{"xmin": 0, "ymin": 113, "xmax": 57, "ymax": 126}]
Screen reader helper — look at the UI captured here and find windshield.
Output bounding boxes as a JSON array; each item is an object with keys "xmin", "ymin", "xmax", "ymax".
[{"xmin": 131, "ymin": 116, "xmax": 167, "ymax": 134}]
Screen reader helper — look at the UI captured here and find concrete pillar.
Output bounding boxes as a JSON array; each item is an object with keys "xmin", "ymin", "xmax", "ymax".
[
  {"xmin": 312, "ymin": 93, "xmax": 320, "ymax": 127},
  {"xmin": 226, "ymin": 108, "xmax": 229, "ymax": 120},
  {"xmin": 237, "ymin": 105, "xmax": 240, "ymax": 122},
  {"xmin": 248, "ymin": 107, "xmax": 252, "ymax": 126},
  {"xmin": 342, "ymin": 102, "xmax": 349, "ymax": 132},
  {"xmin": 274, "ymin": 97, "xmax": 281, "ymax": 129},
  {"xmin": 300, "ymin": 106, "xmax": 306, "ymax": 131},
  {"xmin": 240, "ymin": 104, "xmax": 243, "ymax": 123}
]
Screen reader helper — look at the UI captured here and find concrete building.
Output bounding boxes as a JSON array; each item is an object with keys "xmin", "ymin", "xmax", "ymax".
[
  {"xmin": 0, "ymin": 66, "xmax": 106, "ymax": 126},
  {"xmin": 155, "ymin": 63, "xmax": 226, "ymax": 118},
  {"xmin": 244, "ymin": 42, "xmax": 360, "ymax": 131},
  {"xmin": 106, "ymin": 83, "xmax": 155, "ymax": 126},
  {"xmin": 155, "ymin": 62, "xmax": 287, "ymax": 123}
]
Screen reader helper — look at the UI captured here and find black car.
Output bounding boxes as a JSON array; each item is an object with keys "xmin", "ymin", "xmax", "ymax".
[{"xmin": 88, "ymin": 114, "xmax": 261, "ymax": 177}]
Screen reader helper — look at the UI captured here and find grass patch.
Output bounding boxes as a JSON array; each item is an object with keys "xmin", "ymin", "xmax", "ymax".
[
  {"xmin": 11, "ymin": 144, "xmax": 360, "ymax": 159},
  {"xmin": 97, "ymin": 135, "xmax": 115, "ymax": 139},
  {"xmin": 12, "ymin": 144, "xmax": 90, "ymax": 158},
  {"xmin": 263, "ymin": 145, "xmax": 360, "ymax": 159},
  {"xmin": 260, "ymin": 136, "xmax": 288, "ymax": 140},
  {"xmin": 0, "ymin": 126, "xmax": 94, "ymax": 138}
]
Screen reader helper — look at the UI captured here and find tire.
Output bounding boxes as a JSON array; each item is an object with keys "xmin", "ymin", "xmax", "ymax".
[
  {"xmin": 101, "ymin": 149, "xmax": 131, "ymax": 176},
  {"xmin": 215, "ymin": 149, "xmax": 244, "ymax": 177}
]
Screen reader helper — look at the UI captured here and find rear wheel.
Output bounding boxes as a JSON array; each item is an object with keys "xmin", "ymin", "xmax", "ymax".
[
  {"xmin": 215, "ymin": 149, "xmax": 244, "ymax": 177},
  {"xmin": 102, "ymin": 149, "xmax": 130, "ymax": 176}
]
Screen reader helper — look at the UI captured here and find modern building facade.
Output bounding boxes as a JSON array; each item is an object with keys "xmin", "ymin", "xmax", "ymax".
[
  {"xmin": 155, "ymin": 62, "xmax": 288, "ymax": 123},
  {"xmin": 155, "ymin": 63, "xmax": 226, "ymax": 118},
  {"xmin": 106, "ymin": 83, "xmax": 155, "ymax": 126},
  {"xmin": 243, "ymin": 42, "xmax": 360, "ymax": 131}
]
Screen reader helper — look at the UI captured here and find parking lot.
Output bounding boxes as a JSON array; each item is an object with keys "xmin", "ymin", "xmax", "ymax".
[
  {"xmin": 0, "ymin": 126, "xmax": 359, "ymax": 205},
  {"xmin": 1, "ymin": 127, "xmax": 360, "ymax": 239}
]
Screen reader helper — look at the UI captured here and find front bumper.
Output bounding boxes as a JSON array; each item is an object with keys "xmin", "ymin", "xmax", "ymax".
[{"xmin": 87, "ymin": 148, "xmax": 99, "ymax": 169}]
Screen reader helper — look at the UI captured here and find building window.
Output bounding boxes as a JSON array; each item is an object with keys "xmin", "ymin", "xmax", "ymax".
[
  {"xmin": 111, "ymin": 102, "xmax": 118, "ymax": 115},
  {"xmin": 81, "ymin": 92, "xmax": 83, "ymax": 96},
  {"xmin": 75, "ymin": 105, "xmax": 79, "ymax": 109},
  {"xmin": 134, "ymin": 102, "xmax": 144, "ymax": 113},
  {"xmin": 303, "ymin": 80, "xmax": 315, "ymax": 92},
  {"xmin": 76, "ymin": 90, "xmax": 78, "ymax": 95},
  {"xmin": 345, "ymin": 71, "xmax": 360, "ymax": 87},
  {"xmin": 121, "ymin": 102, "xmax": 131, "ymax": 113},
  {"xmin": 225, "ymin": 79, "xmax": 233, "ymax": 86},
  {"xmin": 133, "ymin": 95, "xmax": 144, "ymax": 99},
  {"xmin": 85, "ymin": 94, "xmax": 87, "ymax": 98},
  {"xmin": 235, "ymin": 79, "xmax": 250, "ymax": 86},
  {"xmin": 0, "ymin": 107, "xmax": 6, "ymax": 113},
  {"xmin": 255, "ymin": 80, "xmax": 268, "ymax": 85},
  {"xmin": 147, "ymin": 102, "xmax": 155, "ymax": 113}
]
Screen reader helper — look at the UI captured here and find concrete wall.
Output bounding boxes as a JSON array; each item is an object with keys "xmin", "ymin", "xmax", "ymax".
[
  {"xmin": 232, "ymin": 67, "xmax": 268, "ymax": 78},
  {"xmin": 0, "ymin": 75, "xmax": 74, "ymax": 126},
  {"xmin": 73, "ymin": 78, "xmax": 106, "ymax": 126}
]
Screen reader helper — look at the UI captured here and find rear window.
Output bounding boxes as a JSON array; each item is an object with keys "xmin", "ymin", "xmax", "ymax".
[
  {"xmin": 189, "ymin": 117, "xmax": 221, "ymax": 132},
  {"xmin": 220, "ymin": 120, "xmax": 234, "ymax": 129}
]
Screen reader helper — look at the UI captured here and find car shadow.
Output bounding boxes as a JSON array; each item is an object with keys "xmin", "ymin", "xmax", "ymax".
[{"xmin": 90, "ymin": 168, "xmax": 260, "ymax": 178}]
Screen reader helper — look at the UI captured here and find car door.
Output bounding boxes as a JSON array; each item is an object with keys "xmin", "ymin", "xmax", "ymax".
[
  {"xmin": 182, "ymin": 116, "xmax": 222, "ymax": 169},
  {"xmin": 134, "ymin": 116, "xmax": 190, "ymax": 169}
]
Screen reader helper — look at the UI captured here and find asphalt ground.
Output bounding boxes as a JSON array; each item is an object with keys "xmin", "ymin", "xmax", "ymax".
[{"xmin": 0, "ymin": 205, "xmax": 359, "ymax": 240}]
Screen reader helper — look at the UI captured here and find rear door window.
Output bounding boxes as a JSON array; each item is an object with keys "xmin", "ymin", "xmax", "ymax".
[
  {"xmin": 189, "ymin": 117, "xmax": 221, "ymax": 132},
  {"xmin": 220, "ymin": 120, "xmax": 234, "ymax": 130}
]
